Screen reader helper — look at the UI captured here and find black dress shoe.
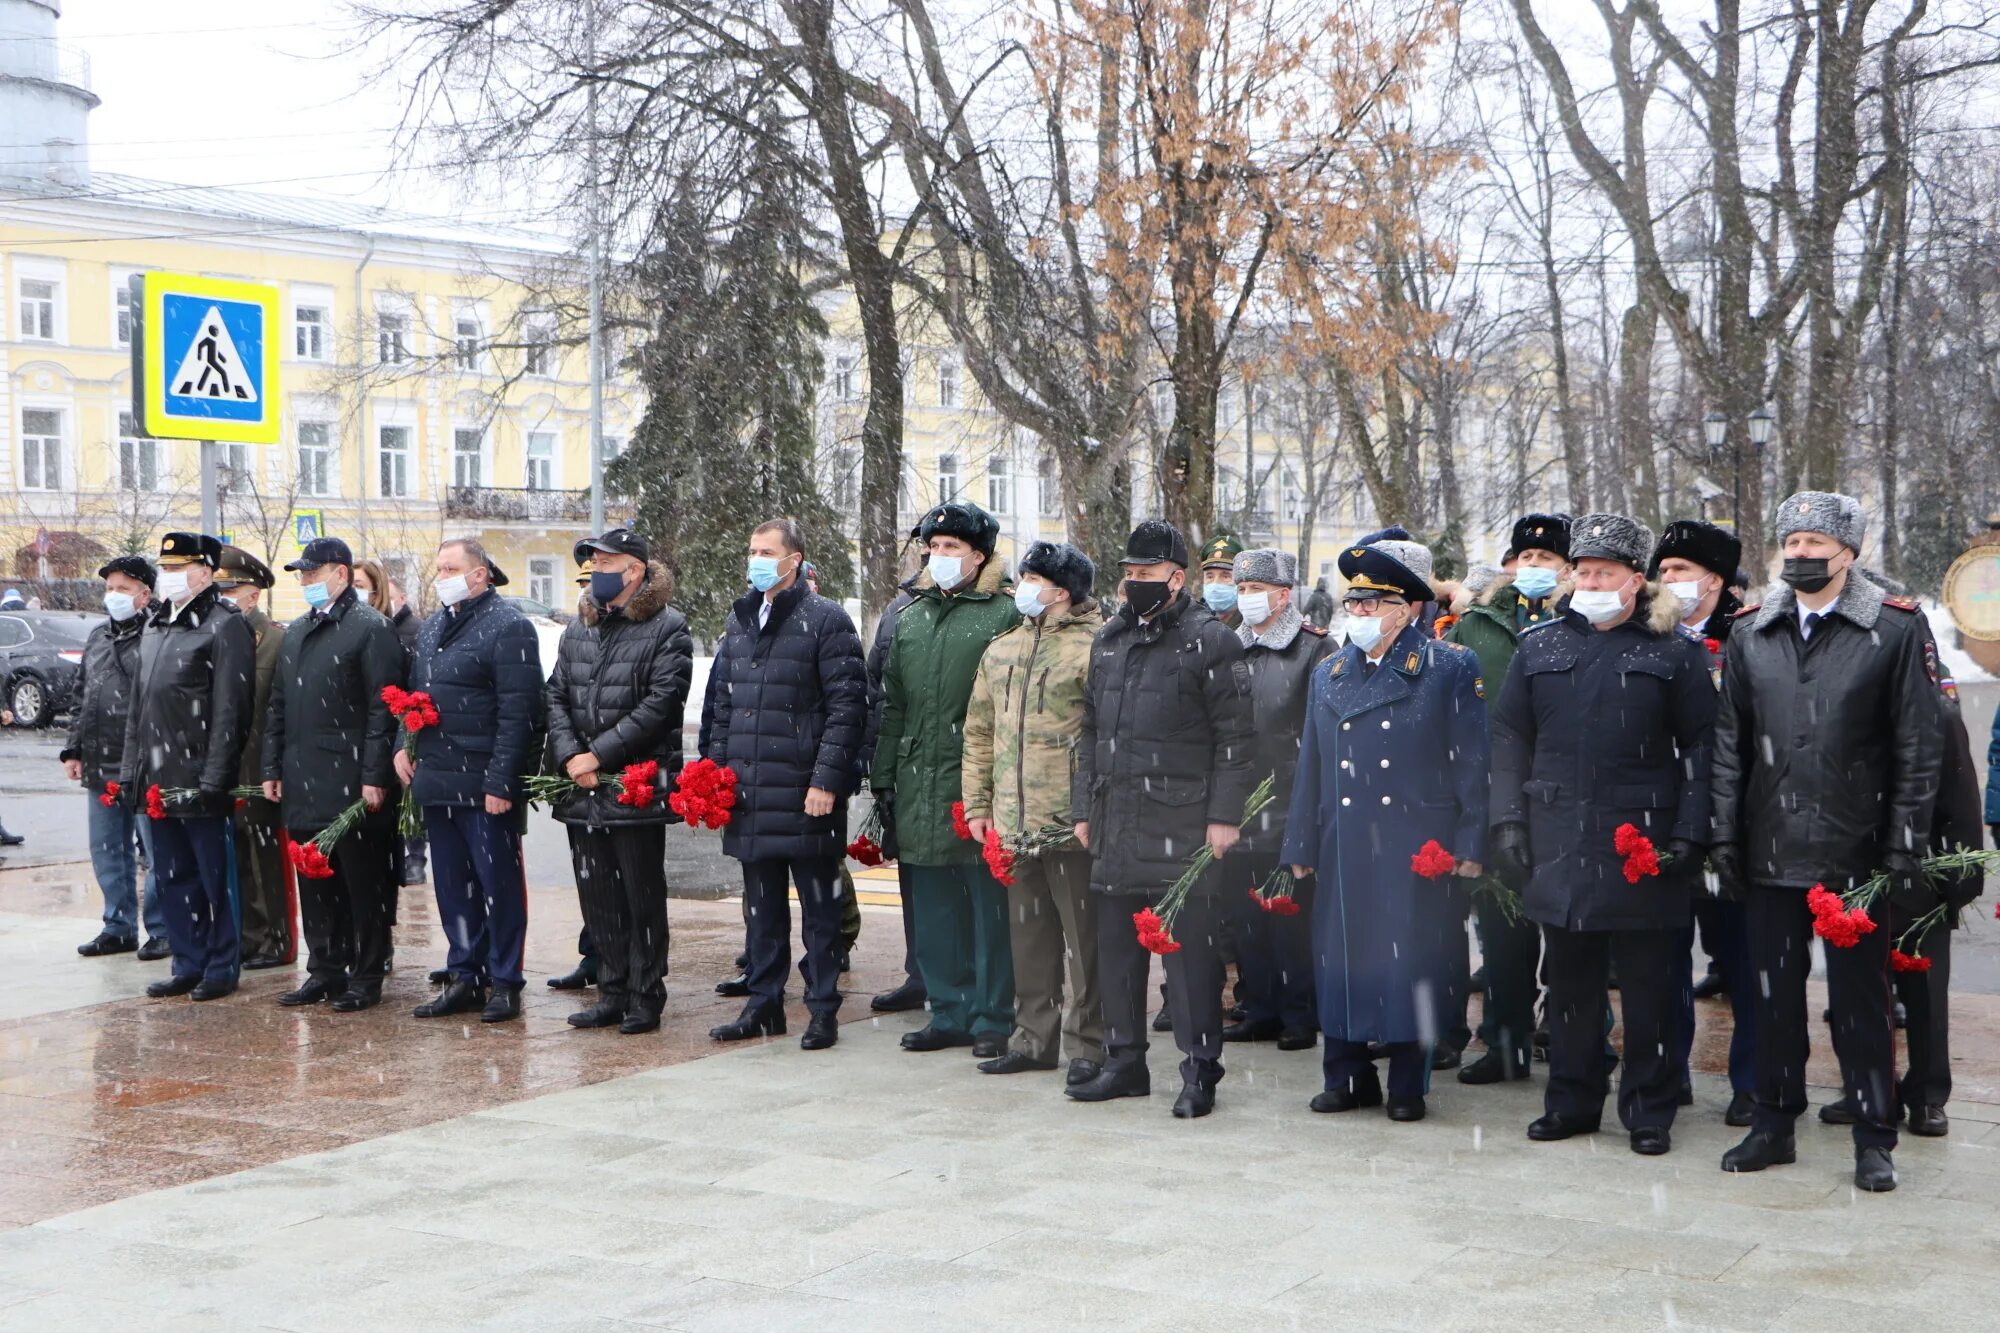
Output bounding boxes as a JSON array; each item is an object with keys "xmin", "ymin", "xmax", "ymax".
[
  {"xmin": 1066, "ymin": 1058, "xmax": 1101, "ymax": 1087},
  {"xmin": 1457, "ymin": 1049, "xmax": 1529, "ymax": 1085},
  {"xmin": 1721, "ymin": 1130, "xmax": 1796, "ymax": 1172},
  {"xmin": 900, "ymin": 1026, "xmax": 974, "ymax": 1052},
  {"xmin": 870, "ymin": 979, "xmax": 927, "ymax": 1012},
  {"xmin": 190, "ymin": 979, "xmax": 236, "ymax": 1001},
  {"xmin": 78, "ymin": 932, "xmax": 138, "ymax": 957},
  {"xmin": 711, "ymin": 1005, "xmax": 785, "ymax": 1041},
  {"xmin": 1725, "ymin": 1090, "xmax": 1755, "ymax": 1127},
  {"xmin": 1151, "ymin": 1009, "xmax": 1173, "ymax": 1032},
  {"xmin": 1855, "ymin": 1146, "xmax": 1897, "ymax": 1192},
  {"xmin": 980, "ymin": 1051, "xmax": 1057, "ymax": 1075},
  {"xmin": 0, "ymin": 827, "xmax": 22, "ymax": 846},
  {"xmin": 1528, "ymin": 1112, "xmax": 1601, "ymax": 1141},
  {"xmin": 1430, "ymin": 1044, "xmax": 1462, "ymax": 1071},
  {"xmin": 1691, "ymin": 968, "xmax": 1727, "ymax": 1000},
  {"xmin": 1677, "ymin": 1081, "xmax": 1695, "ymax": 1108},
  {"xmin": 427, "ymin": 967, "xmax": 454, "ymax": 985},
  {"xmin": 1309, "ymin": 1084, "xmax": 1383, "ymax": 1113},
  {"xmin": 137, "ymin": 936, "xmax": 172, "ymax": 961},
  {"xmin": 1171, "ymin": 1083, "xmax": 1215, "ymax": 1119},
  {"xmin": 146, "ymin": 975, "xmax": 199, "ymax": 998},
  {"xmin": 414, "ymin": 977, "xmax": 488, "ymax": 1018},
  {"xmin": 329, "ymin": 987, "xmax": 381, "ymax": 1013},
  {"xmin": 1630, "ymin": 1127, "xmax": 1671, "ymax": 1156},
  {"xmin": 801, "ymin": 1013, "xmax": 839, "ymax": 1050},
  {"xmin": 566, "ymin": 999, "xmax": 626, "ymax": 1028},
  {"xmin": 1819, "ymin": 1096, "xmax": 1857, "ymax": 1125},
  {"xmin": 480, "ymin": 986, "xmax": 523, "ymax": 1023},
  {"xmin": 1221, "ymin": 1019, "xmax": 1281, "ymax": 1043},
  {"xmin": 838, "ymin": 952, "xmax": 851, "ymax": 974},
  {"xmin": 1066, "ymin": 1065, "xmax": 1151, "ymax": 1102},
  {"xmin": 1906, "ymin": 1104, "xmax": 1948, "ymax": 1137},
  {"xmin": 1275, "ymin": 1028, "xmax": 1317, "ymax": 1051},
  {"xmin": 619, "ymin": 1009, "xmax": 661, "ymax": 1035},
  {"xmin": 1225, "ymin": 1003, "xmax": 1248, "ymax": 1022},
  {"xmin": 548, "ymin": 965, "xmax": 597, "ymax": 991},
  {"xmin": 241, "ymin": 952, "xmax": 289, "ymax": 971},
  {"xmin": 1386, "ymin": 1096, "xmax": 1426, "ymax": 1123},
  {"xmin": 971, "ymin": 1033, "xmax": 1008, "ymax": 1059},
  {"xmin": 279, "ymin": 977, "xmax": 337, "ymax": 1007},
  {"xmin": 714, "ymin": 975, "xmax": 751, "ymax": 998}
]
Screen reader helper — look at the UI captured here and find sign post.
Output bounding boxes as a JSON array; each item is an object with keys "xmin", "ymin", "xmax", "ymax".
[{"xmin": 130, "ymin": 272, "xmax": 282, "ymax": 535}]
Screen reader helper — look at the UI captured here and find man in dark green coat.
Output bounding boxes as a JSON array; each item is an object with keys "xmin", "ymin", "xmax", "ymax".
[
  {"xmin": 216, "ymin": 545, "xmax": 294, "ymax": 971},
  {"xmin": 872, "ymin": 500, "xmax": 1021, "ymax": 1056},
  {"xmin": 1445, "ymin": 512, "xmax": 1571, "ymax": 1084}
]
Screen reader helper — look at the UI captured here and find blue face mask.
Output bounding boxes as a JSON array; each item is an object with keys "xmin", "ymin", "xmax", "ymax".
[
  {"xmin": 302, "ymin": 580, "xmax": 333, "ymax": 610},
  {"xmin": 1513, "ymin": 566, "xmax": 1559, "ymax": 600},
  {"xmin": 103, "ymin": 591, "xmax": 139, "ymax": 622},
  {"xmin": 747, "ymin": 555, "xmax": 787, "ymax": 592},
  {"xmin": 590, "ymin": 569, "xmax": 629, "ymax": 604},
  {"xmin": 1203, "ymin": 582, "xmax": 1238, "ymax": 613}
]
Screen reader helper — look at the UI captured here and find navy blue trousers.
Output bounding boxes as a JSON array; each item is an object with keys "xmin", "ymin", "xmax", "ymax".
[
  {"xmin": 427, "ymin": 805, "xmax": 528, "ymax": 989},
  {"xmin": 1324, "ymin": 1037, "xmax": 1430, "ymax": 1099},
  {"xmin": 1676, "ymin": 901, "xmax": 1756, "ymax": 1093},
  {"xmin": 151, "ymin": 814, "xmax": 239, "ymax": 985}
]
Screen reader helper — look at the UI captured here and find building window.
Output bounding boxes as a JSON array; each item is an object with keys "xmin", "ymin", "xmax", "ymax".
[
  {"xmin": 827, "ymin": 446, "xmax": 858, "ymax": 511},
  {"xmin": 218, "ymin": 442, "xmax": 250, "ymax": 494},
  {"xmin": 114, "ymin": 282, "xmax": 133, "ymax": 346},
  {"xmin": 453, "ymin": 428, "xmax": 484, "ymax": 489},
  {"xmin": 938, "ymin": 358, "xmax": 961, "ymax": 409},
  {"xmin": 600, "ymin": 435, "xmax": 624, "ymax": 464},
  {"xmin": 297, "ymin": 420, "xmax": 333, "ymax": 496},
  {"xmin": 986, "ymin": 450, "xmax": 1010, "ymax": 515},
  {"xmin": 455, "ymin": 317, "xmax": 482, "ymax": 372},
  {"xmin": 936, "ymin": 452, "xmax": 958, "ymax": 503},
  {"xmin": 523, "ymin": 316, "xmax": 555, "ymax": 376},
  {"xmin": 832, "ymin": 354, "xmax": 857, "ymax": 401},
  {"xmin": 1281, "ymin": 467, "xmax": 1302, "ymax": 522},
  {"xmin": 528, "ymin": 557, "xmax": 557, "ymax": 608},
  {"xmin": 118, "ymin": 412, "xmax": 159, "ymax": 492},
  {"xmin": 378, "ymin": 425, "xmax": 411, "ymax": 498},
  {"xmin": 525, "ymin": 431, "xmax": 554, "ymax": 490},
  {"xmin": 19, "ymin": 278, "xmax": 57, "ymax": 342},
  {"xmin": 21, "ymin": 408, "xmax": 62, "ymax": 489},
  {"xmin": 1038, "ymin": 454, "xmax": 1060, "ymax": 518},
  {"xmin": 295, "ymin": 305, "xmax": 328, "ymax": 361},
  {"xmin": 377, "ymin": 312, "xmax": 409, "ymax": 365}
]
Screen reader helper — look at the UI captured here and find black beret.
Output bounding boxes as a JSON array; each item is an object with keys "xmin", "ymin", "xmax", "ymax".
[
  {"xmin": 1648, "ymin": 519, "xmax": 1741, "ymax": 581},
  {"xmin": 98, "ymin": 554, "xmax": 156, "ymax": 589},
  {"xmin": 1120, "ymin": 519, "xmax": 1189, "ymax": 569},
  {"xmin": 914, "ymin": 500, "xmax": 1000, "ymax": 556},
  {"xmin": 1505, "ymin": 513, "xmax": 1570, "ymax": 562}
]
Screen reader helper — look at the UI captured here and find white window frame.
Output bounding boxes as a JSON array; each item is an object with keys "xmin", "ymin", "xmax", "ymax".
[
  {"xmin": 17, "ymin": 272, "xmax": 61, "ymax": 343},
  {"xmin": 937, "ymin": 356, "xmax": 961, "ymax": 410},
  {"xmin": 111, "ymin": 269, "xmax": 138, "ymax": 348},
  {"xmin": 936, "ymin": 452, "xmax": 959, "ymax": 503},
  {"xmin": 1038, "ymin": 453, "xmax": 1060, "ymax": 519},
  {"xmin": 528, "ymin": 557, "xmax": 558, "ymax": 608},
  {"xmin": 453, "ymin": 313, "xmax": 484, "ymax": 373},
  {"xmin": 118, "ymin": 411, "xmax": 162, "ymax": 493},
  {"xmin": 19, "ymin": 404, "xmax": 66, "ymax": 490},
  {"xmin": 832, "ymin": 354, "xmax": 857, "ymax": 402},
  {"xmin": 524, "ymin": 430, "xmax": 557, "ymax": 490},
  {"xmin": 295, "ymin": 304, "xmax": 329, "ymax": 361},
  {"xmin": 378, "ymin": 424, "xmax": 413, "ymax": 498},
  {"xmin": 522, "ymin": 314, "xmax": 556, "ymax": 377},
  {"xmin": 296, "ymin": 419, "xmax": 335, "ymax": 498},
  {"xmin": 986, "ymin": 449, "xmax": 1011, "ymax": 515},
  {"xmin": 376, "ymin": 310, "xmax": 410, "ymax": 366},
  {"xmin": 452, "ymin": 426, "xmax": 486, "ymax": 490}
]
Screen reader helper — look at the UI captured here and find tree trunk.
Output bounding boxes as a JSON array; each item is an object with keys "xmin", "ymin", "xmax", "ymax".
[
  {"xmin": 1060, "ymin": 438, "xmax": 1132, "ymax": 598},
  {"xmin": 1619, "ymin": 297, "xmax": 1660, "ymax": 529},
  {"xmin": 1162, "ymin": 309, "xmax": 1220, "ymax": 543}
]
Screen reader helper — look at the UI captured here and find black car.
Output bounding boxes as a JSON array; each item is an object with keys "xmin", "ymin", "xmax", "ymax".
[{"xmin": 0, "ymin": 610, "xmax": 102, "ymax": 728}]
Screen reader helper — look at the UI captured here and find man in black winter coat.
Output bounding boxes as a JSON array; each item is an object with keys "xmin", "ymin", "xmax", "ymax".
[
  {"xmin": 547, "ymin": 529, "xmax": 693, "ymax": 1035},
  {"xmin": 264, "ymin": 537, "xmax": 406, "ymax": 1013},
  {"xmin": 701, "ymin": 518, "xmax": 868, "ymax": 1051},
  {"xmin": 120, "ymin": 532, "xmax": 257, "ymax": 1001},
  {"xmin": 1712, "ymin": 491, "xmax": 1943, "ymax": 1192}
]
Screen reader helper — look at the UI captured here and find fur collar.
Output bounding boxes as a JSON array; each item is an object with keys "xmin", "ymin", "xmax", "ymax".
[
  {"xmin": 1638, "ymin": 582, "xmax": 1682, "ymax": 635},
  {"xmin": 579, "ymin": 561, "xmax": 673, "ymax": 626},
  {"xmin": 1239, "ymin": 602, "xmax": 1304, "ymax": 651},
  {"xmin": 914, "ymin": 555, "xmax": 1010, "ymax": 598},
  {"xmin": 1748, "ymin": 566, "xmax": 1887, "ymax": 634}
]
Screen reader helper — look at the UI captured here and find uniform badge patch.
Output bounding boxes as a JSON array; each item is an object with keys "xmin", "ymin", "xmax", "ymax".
[{"xmin": 1474, "ymin": 676, "xmax": 1485, "ymax": 699}]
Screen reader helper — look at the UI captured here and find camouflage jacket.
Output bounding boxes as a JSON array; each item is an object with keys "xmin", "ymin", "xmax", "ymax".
[{"xmin": 961, "ymin": 596, "xmax": 1101, "ymax": 839}]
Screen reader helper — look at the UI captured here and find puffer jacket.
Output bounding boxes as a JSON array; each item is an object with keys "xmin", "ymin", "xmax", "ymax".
[
  {"xmin": 1712, "ymin": 572, "xmax": 1942, "ymax": 891},
  {"xmin": 546, "ymin": 563, "xmax": 693, "ymax": 827},
  {"xmin": 236, "ymin": 608, "xmax": 284, "ymax": 789},
  {"xmin": 1237, "ymin": 605, "xmax": 1335, "ymax": 854},
  {"xmin": 700, "ymin": 581, "xmax": 868, "ymax": 861},
  {"xmin": 62, "ymin": 611, "xmax": 146, "ymax": 790},
  {"xmin": 409, "ymin": 589, "xmax": 546, "ymax": 810},
  {"xmin": 871, "ymin": 558, "xmax": 1020, "ymax": 865},
  {"xmin": 118, "ymin": 584, "xmax": 256, "ymax": 817},
  {"xmin": 961, "ymin": 596, "xmax": 1101, "ymax": 838},
  {"xmin": 1072, "ymin": 590, "xmax": 1256, "ymax": 894},
  {"xmin": 262, "ymin": 588, "xmax": 405, "ymax": 834}
]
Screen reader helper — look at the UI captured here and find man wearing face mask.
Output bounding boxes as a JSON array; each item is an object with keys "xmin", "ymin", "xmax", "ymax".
[
  {"xmin": 1711, "ymin": 492, "xmax": 1942, "ymax": 1192},
  {"xmin": 1443, "ymin": 513, "xmax": 1571, "ymax": 1087},
  {"xmin": 1491, "ymin": 514, "xmax": 1715, "ymax": 1156},
  {"xmin": 214, "ymin": 545, "xmax": 296, "ymax": 973},
  {"xmin": 400, "ymin": 538, "xmax": 546, "ymax": 1023},
  {"xmin": 962, "ymin": 540, "xmax": 1105, "ymax": 1084},
  {"xmin": 1219, "ymin": 547, "xmax": 1331, "ymax": 1052},
  {"xmin": 1199, "ymin": 532, "xmax": 1244, "ymax": 629},
  {"xmin": 1070, "ymin": 520, "xmax": 1255, "ymax": 1118},
  {"xmin": 873, "ymin": 501, "xmax": 1021, "ymax": 1057},
  {"xmin": 120, "ymin": 532, "xmax": 257, "ymax": 1001},
  {"xmin": 63, "ymin": 555, "xmax": 169, "ymax": 959},
  {"xmin": 264, "ymin": 537, "xmax": 406, "ymax": 1012}
]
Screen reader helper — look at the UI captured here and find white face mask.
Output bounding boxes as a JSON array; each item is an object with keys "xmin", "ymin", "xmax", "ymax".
[
  {"xmin": 1014, "ymin": 582, "xmax": 1051, "ymax": 618},
  {"xmin": 1665, "ymin": 579, "xmax": 1705, "ymax": 613},
  {"xmin": 1346, "ymin": 614, "xmax": 1387, "ymax": 653},
  {"xmin": 928, "ymin": 553, "xmax": 965, "ymax": 589},
  {"xmin": 1571, "ymin": 588, "xmax": 1628, "ymax": 625},
  {"xmin": 1237, "ymin": 590, "xmax": 1272, "ymax": 627},
  {"xmin": 155, "ymin": 569, "xmax": 190, "ymax": 603},
  {"xmin": 435, "ymin": 574, "xmax": 472, "ymax": 606}
]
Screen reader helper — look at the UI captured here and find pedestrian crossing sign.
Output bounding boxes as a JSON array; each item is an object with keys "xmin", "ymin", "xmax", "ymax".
[{"xmin": 132, "ymin": 272, "xmax": 281, "ymax": 444}]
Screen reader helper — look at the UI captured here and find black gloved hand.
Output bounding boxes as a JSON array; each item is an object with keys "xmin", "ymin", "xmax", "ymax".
[
  {"xmin": 1884, "ymin": 850, "xmax": 1936, "ymax": 915},
  {"xmin": 1709, "ymin": 844, "xmax": 1746, "ymax": 902},
  {"xmin": 1490, "ymin": 822, "xmax": 1532, "ymax": 892},
  {"xmin": 1665, "ymin": 838, "xmax": 1703, "ymax": 886}
]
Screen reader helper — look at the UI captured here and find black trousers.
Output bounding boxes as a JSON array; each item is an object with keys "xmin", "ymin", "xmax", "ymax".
[
  {"xmin": 896, "ymin": 861, "xmax": 923, "ymax": 989},
  {"xmin": 1474, "ymin": 893, "xmax": 1540, "ymax": 1064},
  {"xmin": 742, "ymin": 854, "xmax": 845, "ymax": 1017},
  {"xmin": 1225, "ymin": 849, "xmax": 1315, "ymax": 1032},
  {"xmin": 1325, "ymin": 1037, "xmax": 1429, "ymax": 1099},
  {"xmin": 1895, "ymin": 915, "xmax": 1952, "ymax": 1110},
  {"xmin": 298, "ymin": 812, "xmax": 396, "ymax": 987},
  {"xmin": 1098, "ymin": 890, "xmax": 1224, "ymax": 1088},
  {"xmin": 1543, "ymin": 924, "xmax": 1680, "ymax": 1131},
  {"xmin": 1745, "ymin": 884, "xmax": 1898, "ymax": 1150},
  {"xmin": 567, "ymin": 824, "xmax": 670, "ymax": 1013}
]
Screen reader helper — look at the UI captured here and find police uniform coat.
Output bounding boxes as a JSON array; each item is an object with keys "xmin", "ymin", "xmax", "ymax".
[{"xmin": 1279, "ymin": 622, "xmax": 1489, "ymax": 1043}]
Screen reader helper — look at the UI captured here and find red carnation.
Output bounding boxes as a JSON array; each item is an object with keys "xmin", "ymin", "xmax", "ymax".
[
  {"xmin": 381, "ymin": 685, "xmax": 409, "ymax": 710},
  {"xmin": 622, "ymin": 760, "xmax": 660, "ymax": 787},
  {"xmin": 1889, "ymin": 949, "xmax": 1933, "ymax": 973},
  {"xmin": 1614, "ymin": 824, "xmax": 1662, "ymax": 882},
  {"xmin": 1806, "ymin": 883, "xmax": 1876, "ymax": 949},
  {"xmin": 1132, "ymin": 906, "xmax": 1180, "ymax": 955},
  {"xmin": 846, "ymin": 835, "xmax": 884, "ymax": 867},
  {"xmin": 1411, "ymin": 839, "xmax": 1457, "ymax": 880},
  {"xmin": 289, "ymin": 841, "xmax": 335, "ymax": 879},
  {"xmin": 99, "ymin": 780, "xmax": 121, "ymax": 809},
  {"xmin": 615, "ymin": 781, "xmax": 656, "ymax": 808},
  {"xmin": 982, "ymin": 828, "xmax": 1016, "ymax": 887},
  {"xmin": 1613, "ymin": 823, "xmax": 1647, "ymax": 857},
  {"xmin": 951, "ymin": 800, "xmax": 973, "ymax": 840},
  {"xmin": 144, "ymin": 784, "xmax": 167, "ymax": 820},
  {"xmin": 1703, "ymin": 637, "xmax": 1722, "ymax": 655},
  {"xmin": 1263, "ymin": 894, "xmax": 1301, "ymax": 916}
]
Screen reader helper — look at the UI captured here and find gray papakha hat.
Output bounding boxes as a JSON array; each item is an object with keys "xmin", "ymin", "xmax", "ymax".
[
  {"xmin": 1567, "ymin": 513, "xmax": 1656, "ymax": 571},
  {"xmin": 1231, "ymin": 547, "xmax": 1297, "ymax": 587},
  {"xmin": 1776, "ymin": 490, "xmax": 1866, "ymax": 554}
]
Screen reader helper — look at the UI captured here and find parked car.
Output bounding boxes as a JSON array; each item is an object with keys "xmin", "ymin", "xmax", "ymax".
[{"xmin": 0, "ymin": 610, "xmax": 102, "ymax": 727}]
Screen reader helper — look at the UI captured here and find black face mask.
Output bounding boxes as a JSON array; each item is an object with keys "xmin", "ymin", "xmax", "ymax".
[
  {"xmin": 1780, "ymin": 557, "xmax": 1836, "ymax": 594},
  {"xmin": 1124, "ymin": 578, "xmax": 1173, "ymax": 618}
]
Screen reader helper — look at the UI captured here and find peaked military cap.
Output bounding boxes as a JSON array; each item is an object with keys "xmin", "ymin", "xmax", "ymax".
[
  {"xmin": 1338, "ymin": 525, "xmax": 1432, "ymax": 604},
  {"xmin": 157, "ymin": 531, "xmax": 222, "ymax": 569},
  {"xmin": 1199, "ymin": 531, "xmax": 1245, "ymax": 571},
  {"xmin": 214, "ymin": 544, "xmax": 275, "ymax": 590}
]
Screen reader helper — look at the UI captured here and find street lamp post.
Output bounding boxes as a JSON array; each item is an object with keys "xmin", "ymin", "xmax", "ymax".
[
  {"xmin": 1706, "ymin": 406, "xmax": 1775, "ymax": 533},
  {"xmin": 1704, "ymin": 411, "xmax": 1730, "ymax": 525}
]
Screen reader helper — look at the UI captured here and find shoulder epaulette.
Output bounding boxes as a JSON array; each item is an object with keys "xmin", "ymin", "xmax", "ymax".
[
  {"xmin": 1300, "ymin": 621, "xmax": 1329, "ymax": 637},
  {"xmin": 1520, "ymin": 616, "xmax": 1565, "ymax": 635},
  {"xmin": 1883, "ymin": 595, "xmax": 1921, "ymax": 612},
  {"xmin": 1674, "ymin": 623, "xmax": 1705, "ymax": 643},
  {"xmin": 1733, "ymin": 603, "xmax": 1760, "ymax": 617}
]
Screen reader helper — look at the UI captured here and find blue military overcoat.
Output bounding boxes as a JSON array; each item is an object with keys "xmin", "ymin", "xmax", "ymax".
[{"xmin": 1280, "ymin": 622, "xmax": 1490, "ymax": 1045}]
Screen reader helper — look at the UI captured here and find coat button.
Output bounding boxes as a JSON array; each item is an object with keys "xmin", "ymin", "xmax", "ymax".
[
  {"xmin": 1381, "ymin": 720, "xmax": 1391, "ymax": 729},
  {"xmin": 1380, "ymin": 759, "xmax": 1390, "ymax": 769},
  {"xmin": 1341, "ymin": 722, "xmax": 1351, "ymax": 731},
  {"xmin": 1340, "ymin": 797, "xmax": 1351, "ymax": 806},
  {"xmin": 1381, "ymin": 796, "xmax": 1392, "ymax": 805}
]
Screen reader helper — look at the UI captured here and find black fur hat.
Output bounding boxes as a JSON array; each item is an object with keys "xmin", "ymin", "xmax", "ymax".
[
  {"xmin": 1020, "ymin": 540, "xmax": 1095, "ymax": 604},
  {"xmin": 1648, "ymin": 519, "xmax": 1740, "ymax": 580},
  {"xmin": 914, "ymin": 499, "xmax": 1000, "ymax": 556}
]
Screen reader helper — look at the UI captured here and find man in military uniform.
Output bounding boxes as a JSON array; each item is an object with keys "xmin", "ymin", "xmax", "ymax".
[
  {"xmin": 214, "ymin": 545, "xmax": 294, "ymax": 971},
  {"xmin": 1446, "ymin": 513, "xmax": 1570, "ymax": 1086},
  {"xmin": 1198, "ymin": 531, "xmax": 1244, "ymax": 628},
  {"xmin": 1712, "ymin": 492, "xmax": 1942, "ymax": 1191},
  {"xmin": 1220, "ymin": 547, "xmax": 1331, "ymax": 1050}
]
